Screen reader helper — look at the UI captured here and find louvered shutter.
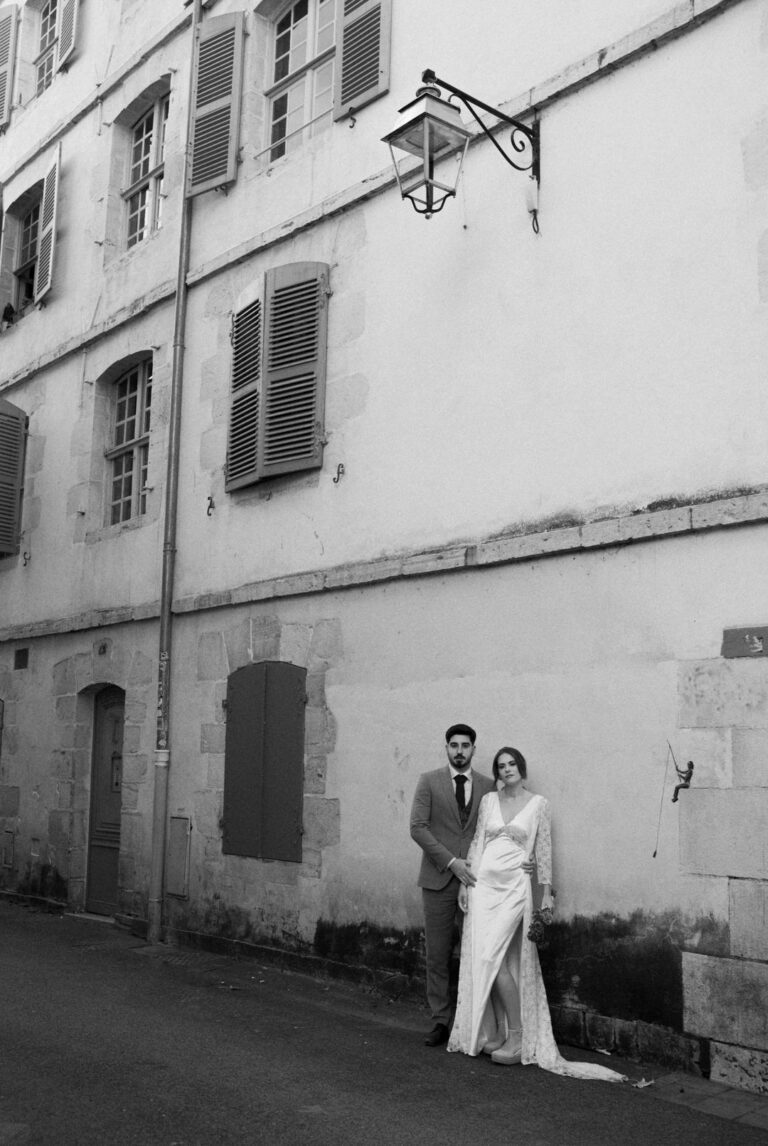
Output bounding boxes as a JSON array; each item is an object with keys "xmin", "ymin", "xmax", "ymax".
[
  {"xmin": 34, "ymin": 144, "xmax": 60, "ymax": 303},
  {"xmin": 187, "ymin": 11, "xmax": 244, "ymax": 198},
  {"xmin": 226, "ymin": 292, "xmax": 263, "ymax": 491},
  {"xmin": 222, "ymin": 661, "xmax": 305, "ymax": 862},
  {"xmin": 55, "ymin": 0, "xmax": 78, "ymax": 71},
  {"xmin": 260, "ymin": 262, "xmax": 329, "ymax": 479},
  {"xmin": 0, "ymin": 5, "xmax": 18, "ymax": 131},
  {"xmin": 0, "ymin": 397, "xmax": 27, "ymax": 557},
  {"xmin": 333, "ymin": 0, "xmax": 390, "ymax": 121}
]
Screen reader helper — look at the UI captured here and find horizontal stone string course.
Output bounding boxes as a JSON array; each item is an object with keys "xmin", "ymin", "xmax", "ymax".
[{"xmin": 2, "ymin": 491, "xmax": 767, "ymax": 643}]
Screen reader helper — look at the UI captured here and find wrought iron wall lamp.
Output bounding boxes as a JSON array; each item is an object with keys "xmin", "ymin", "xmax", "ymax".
[{"xmin": 382, "ymin": 70, "xmax": 540, "ymax": 228}]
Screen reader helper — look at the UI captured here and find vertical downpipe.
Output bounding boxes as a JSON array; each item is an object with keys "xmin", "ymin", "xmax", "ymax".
[{"xmin": 147, "ymin": 0, "xmax": 202, "ymax": 945}]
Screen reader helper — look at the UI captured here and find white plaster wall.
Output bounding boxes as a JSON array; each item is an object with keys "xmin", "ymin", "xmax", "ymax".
[
  {"xmin": 164, "ymin": 523, "xmax": 768, "ymax": 937},
  {"xmin": 2, "ymin": 0, "xmax": 766, "ymax": 631},
  {"xmin": 173, "ymin": 0, "xmax": 768, "ymax": 598},
  {"xmin": 0, "ymin": 309, "xmax": 172, "ymax": 625},
  {"xmin": 189, "ymin": 0, "xmax": 679, "ymax": 267}
]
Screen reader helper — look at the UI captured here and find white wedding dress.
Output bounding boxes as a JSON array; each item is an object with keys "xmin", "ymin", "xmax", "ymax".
[{"xmin": 447, "ymin": 792, "xmax": 625, "ymax": 1081}]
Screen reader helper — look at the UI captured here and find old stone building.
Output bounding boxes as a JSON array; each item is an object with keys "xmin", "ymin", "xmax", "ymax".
[{"xmin": 1, "ymin": 0, "xmax": 767, "ymax": 1092}]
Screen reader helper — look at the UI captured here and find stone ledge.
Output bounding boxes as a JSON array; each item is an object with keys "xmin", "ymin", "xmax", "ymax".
[
  {"xmin": 179, "ymin": 489, "xmax": 768, "ymax": 615},
  {"xmin": 4, "ymin": 490, "xmax": 768, "ymax": 641}
]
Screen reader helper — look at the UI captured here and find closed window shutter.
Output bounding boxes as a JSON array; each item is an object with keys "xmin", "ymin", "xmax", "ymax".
[
  {"xmin": 0, "ymin": 397, "xmax": 28, "ymax": 557},
  {"xmin": 34, "ymin": 144, "xmax": 60, "ymax": 303},
  {"xmin": 55, "ymin": 0, "xmax": 78, "ymax": 71},
  {"xmin": 260, "ymin": 661, "xmax": 305, "ymax": 863},
  {"xmin": 333, "ymin": 0, "xmax": 391, "ymax": 121},
  {"xmin": 260, "ymin": 262, "xmax": 329, "ymax": 479},
  {"xmin": 186, "ymin": 11, "xmax": 244, "ymax": 198},
  {"xmin": 0, "ymin": 5, "xmax": 18, "ymax": 131},
  {"xmin": 222, "ymin": 661, "xmax": 305, "ymax": 862},
  {"xmin": 226, "ymin": 294, "xmax": 263, "ymax": 491}
]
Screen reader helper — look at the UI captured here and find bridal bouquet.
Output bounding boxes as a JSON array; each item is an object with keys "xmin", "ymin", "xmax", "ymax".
[{"xmin": 527, "ymin": 904, "xmax": 554, "ymax": 949}]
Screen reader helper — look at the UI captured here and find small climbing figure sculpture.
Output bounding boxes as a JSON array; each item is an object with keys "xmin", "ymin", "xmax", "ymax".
[{"xmin": 671, "ymin": 760, "xmax": 694, "ymax": 803}]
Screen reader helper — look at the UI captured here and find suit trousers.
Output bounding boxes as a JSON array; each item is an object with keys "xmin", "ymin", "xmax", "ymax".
[{"xmin": 422, "ymin": 879, "xmax": 463, "ymax": 1025}]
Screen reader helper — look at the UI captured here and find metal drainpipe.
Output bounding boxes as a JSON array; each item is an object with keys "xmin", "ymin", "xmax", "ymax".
[{"xmin": 147, "ymin": 0, "xmax": 202, "ymax": 945}]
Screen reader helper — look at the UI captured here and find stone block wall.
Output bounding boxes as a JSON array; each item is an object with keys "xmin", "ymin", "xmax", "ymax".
[
  {"xmin": 678, "ymin": 657, "xmax": 768, "ymax": 1094},
  {"xmin": 164, "ymin": 611, "xmax": 342, "ymax": 950}
]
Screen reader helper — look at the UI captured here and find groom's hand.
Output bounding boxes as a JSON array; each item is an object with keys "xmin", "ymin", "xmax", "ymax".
[{"xmin": 451, "ymin": 858, "xmax": 476, "ymax": 887}]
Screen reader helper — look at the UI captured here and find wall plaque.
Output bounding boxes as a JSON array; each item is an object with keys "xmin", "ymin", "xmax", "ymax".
[{"xmin": 721, "ymin": 626, "xmax": 768, "ymax": 658}]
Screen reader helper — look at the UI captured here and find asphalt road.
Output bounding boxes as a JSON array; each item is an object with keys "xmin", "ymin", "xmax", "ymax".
[{"xmin": 0, "ymin": 901, "xmax": 764, "ymax": 1146}]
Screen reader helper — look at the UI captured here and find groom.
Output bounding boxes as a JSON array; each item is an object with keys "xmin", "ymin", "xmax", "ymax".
[{"xmin": 410, "ymin": 723, "xmax": 496, "ymax": 1046}]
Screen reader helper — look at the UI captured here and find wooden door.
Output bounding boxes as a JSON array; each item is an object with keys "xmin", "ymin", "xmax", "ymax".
[{"xmin": 86, "ymin": 686, "xmax": 124, "ymax": 914}]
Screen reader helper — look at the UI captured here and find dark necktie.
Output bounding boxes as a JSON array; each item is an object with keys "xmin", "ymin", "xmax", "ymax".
[{"xmin": 455, "ymin": 775, "xmax": 467, "ymax": 812}]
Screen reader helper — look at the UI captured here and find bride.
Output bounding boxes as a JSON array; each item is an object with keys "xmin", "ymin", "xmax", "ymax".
[{"xmin": 447, "ymin": 747, "xmax": 626, "ymax": 1081}]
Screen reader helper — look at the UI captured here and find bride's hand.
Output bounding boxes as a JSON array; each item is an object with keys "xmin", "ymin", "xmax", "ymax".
[
  {"xmin": 541, "ymin": 891, "xmax": 554, "ymax": 912},
  {"xmin": 458, "ymin": 886, "xmax": 469, "ymax": 913}
]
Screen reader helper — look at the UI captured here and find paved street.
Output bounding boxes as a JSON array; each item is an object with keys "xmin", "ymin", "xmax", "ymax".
[{"xmin": 0, "ymin": 899, "xmax": 766, "ymax": 1146}]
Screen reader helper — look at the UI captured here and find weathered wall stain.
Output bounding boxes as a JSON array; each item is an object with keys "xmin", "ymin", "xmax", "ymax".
[
  {"xmin": 539, "ymin": 910, "xmax": 729, "ymax": 1030},
  {"xmin": 313, "ymin": 920, "xmax": 423, "ymax": 978},
  {"xmin": 16, "ymin": 861, "xmax": 67, "ymax": 902}
]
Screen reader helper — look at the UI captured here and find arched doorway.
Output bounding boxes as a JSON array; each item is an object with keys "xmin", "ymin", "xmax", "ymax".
[{"xmin": 86, "ymin": 685, "xmax": 125, "ymax": 915}]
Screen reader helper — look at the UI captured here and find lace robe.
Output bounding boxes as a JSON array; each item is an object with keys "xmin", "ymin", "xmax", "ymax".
[{"xmin": 447, "ymin": 792, "xmax": 625, "ymax": 1082}]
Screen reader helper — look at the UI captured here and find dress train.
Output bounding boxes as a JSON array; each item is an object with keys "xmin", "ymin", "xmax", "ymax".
[{"xmin": 447, "ymin": 792, "xmax": 625, "ymax": 1083}]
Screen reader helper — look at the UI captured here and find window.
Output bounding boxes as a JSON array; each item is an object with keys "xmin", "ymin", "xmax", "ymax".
[
  {"xmin": 124, "ymin": 94, "xmax": 169, "ymax": 248},
  {"xmin": 226, "ymin": 261, "xmax": 330, "ymax": 490},
  {"xmin": 258, "ymin": 0, "xmax": 391, "ymax": 162},
  {"xmin": 105, "ymin": 360, "xmax": 152, "ymax": 525},
  {"xmin": 15, "ymin": 200, "xmax": 40, "ymax": 309},
  {"xmin": 0, "ymin": 145, "xmax": 60, "ymax": 320},
  {"xmin": 32, "ymin": 0, "xmax": 78, "ymax": 95},
  {"xmin": 268, "ymin": 0, "xmax": 335, "ymax": 161},
  {"xmin": 36, "ymin": 0, "xmax": 55, "ymax": 93},
  {"xmin": 0, "ymin": 397, "xmax": 28, "ymax": 558},
  {"xmin": 222, "ymin": 661, "xmax": 306, "ymax": 862}
]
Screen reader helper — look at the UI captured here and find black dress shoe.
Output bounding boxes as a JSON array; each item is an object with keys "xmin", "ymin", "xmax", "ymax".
[{"xmin": 424, "ymin": 1023, "xmax": 449, "ymax": 1046}]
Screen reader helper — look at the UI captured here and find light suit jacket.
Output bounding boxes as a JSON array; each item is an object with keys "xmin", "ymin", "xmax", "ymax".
[{"xmin": 410, "ymin": 767, "xmax": 496, "ymax": 890}]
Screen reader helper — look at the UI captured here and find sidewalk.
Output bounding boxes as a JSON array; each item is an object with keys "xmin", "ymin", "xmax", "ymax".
[
  {"xmin": 133, "ymin": 924, "xmax": 768, "ymax": 1136},
  {"xmin": 2, "ymin": 900, "xmax": 767, "ymax": 1145}
]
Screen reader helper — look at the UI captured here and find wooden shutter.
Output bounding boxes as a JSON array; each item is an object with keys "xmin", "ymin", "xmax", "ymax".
[
  {"xmin": 226, "ymin": 293, "xmax": 263, "ymax": 491},
  {"xmin": 333, "ymin": 0, "xmax": 390, "ymax": 121},
  {"xmin": 187, "ymin": 11, "xmax": 244, "ymax": 198},
  {"xmin": 0, "ymin": 397, "xmax": 27, "ymax": 557},
  {"xmin": 222, "ymin": 661, "xmax": 306, "ymax": 862},
  {"xmin": 260, "ymin": 262, "xmax": 329, "ymax": 479},
  {"xmin": 0, "ymin": 5, "xmax": 17, "ymax": 131},
  {"xmin": 34, "ymin": 144, "xmax": 60, "ymax": 303},
  {"xmin": 55, "ymin": 0, "xmax": 78, "ymax": 71}
]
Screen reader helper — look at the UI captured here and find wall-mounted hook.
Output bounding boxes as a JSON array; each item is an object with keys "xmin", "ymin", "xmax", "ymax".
[
  {"xmin": 332, "ymin": 464, "xmax": 345, "ymax": 484},
  {"xmin": 22, "ymin": 552, "xmax": 31, "ymax": 566},
  {"xmin": 348, "ymin": 108, "xmax": 356, "ymax": 128},
  {"xmin": 207, "ymin": 496, "xmax": 215, "ymax": 516}
]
